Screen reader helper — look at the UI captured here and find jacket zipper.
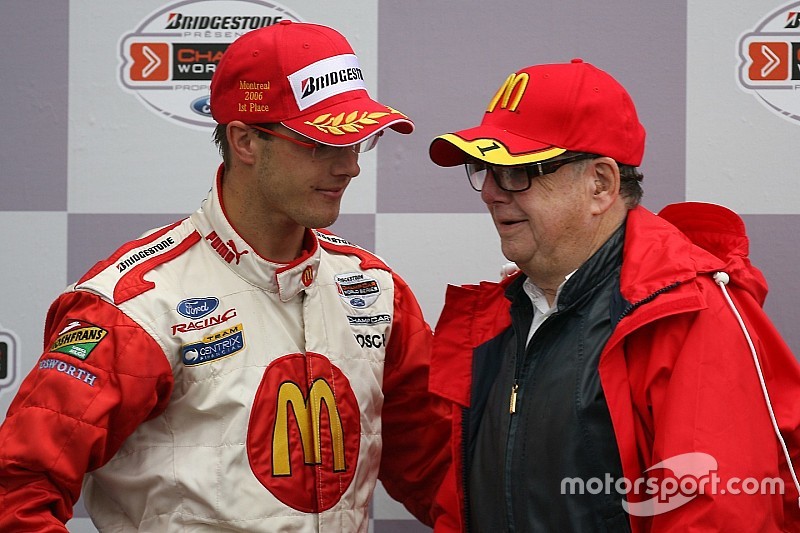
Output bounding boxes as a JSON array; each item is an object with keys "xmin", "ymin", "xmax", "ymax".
[
  {"xmin": 461, "ymin": 406, "xmax": 472, "ymax": 533},
  {"xmin": 617, "ymin": 281, "xmax": 681, "ymax": 321},
  {"xmin": 509, "ymin": 381, "xmax": 519, "ymax": 414},
  {"xmin": 509, "ymin": 311, "xmax": 535, "ymax": 417},
  {"xmin": 503, "ymin": 311, "xmax": 552, "ymax": 531}
]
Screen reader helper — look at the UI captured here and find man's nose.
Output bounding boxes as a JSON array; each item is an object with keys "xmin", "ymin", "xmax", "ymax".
[
  {"xmin": 333, "ymin": 147, "xmax": 360, "ymax": 178},
  {"xmin": 480, "ymin": 170, "xmax": 509, "ymax": 204}
]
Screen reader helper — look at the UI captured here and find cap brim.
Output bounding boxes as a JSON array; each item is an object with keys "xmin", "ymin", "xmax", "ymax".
[
  {"xmin": 429, "ymin": 125, "xmax": 566, "ymax": 166},
  {"xmin": 283, "ymin": 94, "xmax": 414, "ymax": 146}
]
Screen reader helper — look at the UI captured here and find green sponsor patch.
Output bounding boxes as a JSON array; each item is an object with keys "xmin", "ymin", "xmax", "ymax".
[{"xmin": 49, "ymin": 321, "xmax": 108, "ymax": 360}]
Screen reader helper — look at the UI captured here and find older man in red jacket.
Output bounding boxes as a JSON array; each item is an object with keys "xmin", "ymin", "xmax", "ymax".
[{"xmin": 428, "ymin": 58, "xmax": 800, "ymax": 532}]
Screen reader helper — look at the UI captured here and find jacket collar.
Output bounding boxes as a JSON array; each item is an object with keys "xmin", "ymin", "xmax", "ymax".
[{"xmin": 190, "ymin": 166, "xmax": 321, "ymax": 302}]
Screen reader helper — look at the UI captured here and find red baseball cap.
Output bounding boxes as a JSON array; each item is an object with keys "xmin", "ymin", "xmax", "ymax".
[
  {"xmin": 210, "ymin": 20, "xmax": 413, "ymax": 146},
  {"xmin": 429, "ymin": 59, "xmax": 645, "ymax": 167}
]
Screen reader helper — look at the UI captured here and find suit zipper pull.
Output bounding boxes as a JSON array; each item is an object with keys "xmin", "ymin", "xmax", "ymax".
[{"xmin": 509, "ymin": 381, "xmax": 519, "ymax": 414}]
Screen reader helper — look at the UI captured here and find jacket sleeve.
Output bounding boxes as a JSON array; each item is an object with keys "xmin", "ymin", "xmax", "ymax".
[
  {"xmin": 0, "ymin": 290, "xmax": 174, "ymax": 531},
  {"xmin": 378, "ymin": 272, "xmax": 452, "ymax": 527},
  {"xmin": 626, "ymin": 278, "xmax": 800, "ymax": 531}
]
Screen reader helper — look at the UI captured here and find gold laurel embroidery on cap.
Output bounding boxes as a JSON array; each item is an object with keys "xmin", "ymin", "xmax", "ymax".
[{"xmin": 304, "ymin": 108, "xmax": 407, "ymax": 135}]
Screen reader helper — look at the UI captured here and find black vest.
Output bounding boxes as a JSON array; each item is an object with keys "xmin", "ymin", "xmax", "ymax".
[{"xmin": 468, "ymin": 225, "xmax": 631, "ymax": 532}]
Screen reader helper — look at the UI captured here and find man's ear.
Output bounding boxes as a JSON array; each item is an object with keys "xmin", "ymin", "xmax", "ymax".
[
  {"xmin": 227, "ymin": 121, "xmax": 258, "ymax": 166},
  {"xmin": 589, "ymin": 157, "xmax": 621, "ymax": 215}
]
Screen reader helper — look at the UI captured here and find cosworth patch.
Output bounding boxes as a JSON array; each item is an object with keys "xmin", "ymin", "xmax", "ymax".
[
  {"xmin": 335, "ymin": 272, "xmax": 381, "ymax": 308},
  {"xmin": 181, "ymin": 323, "xmax": 245, "ymax": 366},
  {"xmin": 49, "ymin": 320, "xmax": 108, "ymax": 360},
  {"xmin": 39, "ymin": 359, "xmax": 98, "ymax": 387}
]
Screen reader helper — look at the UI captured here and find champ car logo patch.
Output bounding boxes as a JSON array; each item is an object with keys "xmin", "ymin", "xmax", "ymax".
[
  {"xmin": 346, "ymin": 314, "xmax": 391, "ymax": 326},
  {"xmin": 335, "ymin": 272, "xmax": 381, "ymax": 308},
  {"xmin": 181, "ymin": 323, "xmax": 245, "ymax": 366},
  {"xmin": 49, "ymin": 320, "xmax": 108, "ymax": 360},
  {"xmin": 118, "ymin": 0, "xmax": 301, "ymax": 130}
]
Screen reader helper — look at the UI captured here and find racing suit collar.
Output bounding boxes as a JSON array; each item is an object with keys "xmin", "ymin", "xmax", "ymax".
[{"xmin": 190, "ymin": 167, "xmax": 321, "ymax": 301}]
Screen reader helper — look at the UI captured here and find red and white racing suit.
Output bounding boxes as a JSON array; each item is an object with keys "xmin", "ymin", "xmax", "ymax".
[{"xmin": 0, "ymin": 168, "xmax": 450, "ymax": 532}]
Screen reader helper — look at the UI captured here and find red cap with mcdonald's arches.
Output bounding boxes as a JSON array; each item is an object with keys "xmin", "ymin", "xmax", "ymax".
[{"xmin": 429, "ymin": 59, "xmax": 645, "ymax": 166}]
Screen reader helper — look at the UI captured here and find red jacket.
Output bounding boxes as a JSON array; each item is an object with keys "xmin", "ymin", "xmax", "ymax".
[{"xmin": 431, "ymin": 203, "xmax": 800, "ymax": 532}]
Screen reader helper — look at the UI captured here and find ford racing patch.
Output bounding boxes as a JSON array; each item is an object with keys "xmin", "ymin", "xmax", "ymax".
[
  {"xmin": 335, "ymin": 272, "xmax": 381, "ymax": 308},
  {"xmin": 181, "ymin": 323, "xmax": 245, "ymax": 366},
  {"xmin": 49, "ymin": 320, "xmax": 108, "ymax": 360},
  {"xmin": 176, "ymin": 296, "xmax": 219, "ymax": 319}
]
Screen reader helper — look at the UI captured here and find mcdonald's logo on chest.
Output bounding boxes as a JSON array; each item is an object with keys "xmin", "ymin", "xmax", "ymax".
[{"xmin": 247, "ymin": 352, "xmax": 362, "ymax": 513}]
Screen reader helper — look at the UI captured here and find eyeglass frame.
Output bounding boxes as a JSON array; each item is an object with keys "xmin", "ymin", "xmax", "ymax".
[
  {"xmin": 249, "ymin": 124, "xmax": 382, "ymax": 160},
  {"xmin": 465, "ymin": 152, "xmax": 600, "ymax": 193}
]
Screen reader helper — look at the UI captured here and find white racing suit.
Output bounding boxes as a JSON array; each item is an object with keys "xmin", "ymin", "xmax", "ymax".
[{"xmin": 0, "ymin": 168, "xmax": 450, "ymax": 532}]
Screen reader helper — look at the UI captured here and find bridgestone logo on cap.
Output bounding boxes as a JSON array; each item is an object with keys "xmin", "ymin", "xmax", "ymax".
[{"xmin": 287, "ymin": 54, "xmax": 366, "ymax": 111}]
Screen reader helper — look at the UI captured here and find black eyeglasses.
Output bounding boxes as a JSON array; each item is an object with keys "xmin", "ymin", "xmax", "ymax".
[
  {"xmin": 250, "ymin": 124, "xmax": 382, "ymax": 161},
  {"xmin": 465, "ymin": 153, "xmax": 599, "ymax": 192}
]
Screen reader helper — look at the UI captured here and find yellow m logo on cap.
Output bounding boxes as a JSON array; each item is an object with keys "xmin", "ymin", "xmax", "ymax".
[
  {"xmin": 487, "ymin": 72, "xmax": 529, "ymax": 113},
  {"xmin": 272, "ymin": 379, "xmax": 346, "ymax": 476}
]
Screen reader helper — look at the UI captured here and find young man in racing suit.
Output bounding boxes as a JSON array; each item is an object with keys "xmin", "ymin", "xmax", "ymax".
[
  {"xmin": 0, "ymin": 22, "xmax": 450, "ymax": 532},
  {"xmin": 427, "ymin": 59, "xmax": 800, "ymax": 531}
]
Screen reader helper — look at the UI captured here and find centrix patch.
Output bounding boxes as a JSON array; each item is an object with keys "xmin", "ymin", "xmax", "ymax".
[{"xmin": 182, "ymin": 323, "xmax": 245, "ymax": 366}]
